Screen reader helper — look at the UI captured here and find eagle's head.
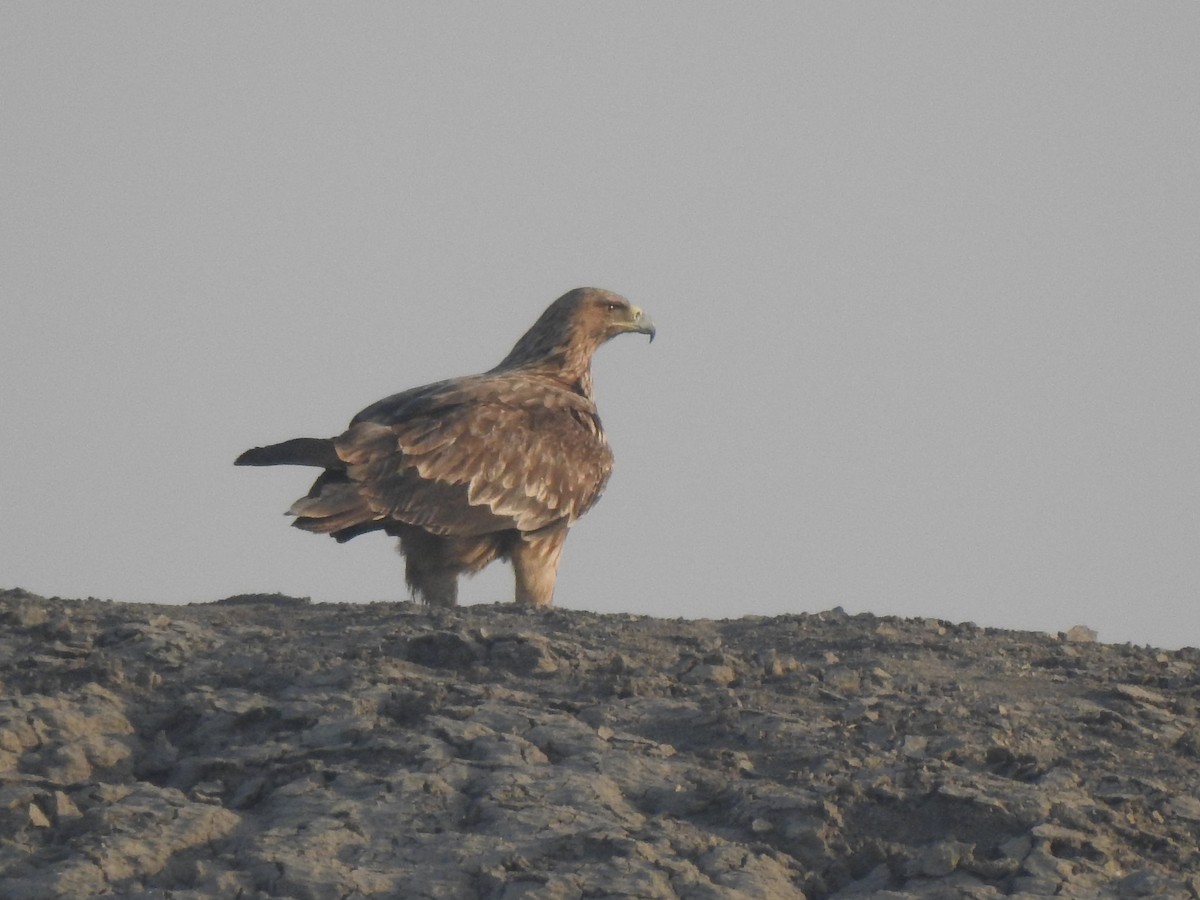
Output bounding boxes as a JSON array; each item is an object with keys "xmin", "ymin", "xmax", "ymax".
[
  {"xmin": 499, "ymin": 287, "xmax": 655, "ymax": 375},
  {"xmin": 573, "ymin": 288, "xmax": 656, "ymax": 345}
]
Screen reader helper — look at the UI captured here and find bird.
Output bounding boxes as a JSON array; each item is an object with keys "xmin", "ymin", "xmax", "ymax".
[{"xmin": 235, "ymin": 287, "xmax": 655, "ymax": 608}]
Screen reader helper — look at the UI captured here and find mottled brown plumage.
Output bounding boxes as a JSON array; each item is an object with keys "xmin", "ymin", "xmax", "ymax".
[{"xmin": 235, "ymin": 287, "xmax": 654, "ymax": 607}]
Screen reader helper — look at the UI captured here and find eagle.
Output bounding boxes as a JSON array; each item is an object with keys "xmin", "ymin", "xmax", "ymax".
[{"xmin": 235, "ymin": 287, "xmax": 655, "ymax": 608}]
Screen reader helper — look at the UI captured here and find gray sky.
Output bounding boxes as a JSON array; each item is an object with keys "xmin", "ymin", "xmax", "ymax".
[{"xmin": 3, "ymin": 4, "xmax": 1198, "ymax": 649}]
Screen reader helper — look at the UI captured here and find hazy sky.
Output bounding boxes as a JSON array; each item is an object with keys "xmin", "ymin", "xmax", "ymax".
[{"xmin": 3, "ymin": 4, "xmax": 1197, "ymax": 649}]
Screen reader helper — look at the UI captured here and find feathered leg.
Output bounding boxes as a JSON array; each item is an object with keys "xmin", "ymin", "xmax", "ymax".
[
  {"xmin": 511, "ymin": 527, "xmax": 567, "ymax": 608},
  {"xmin": 396, "ymin": 531, "xmax": 461, "ymax": 607},
  {"xmin": 407, "ymin": 565, "xmax": 459, "ymax": 607}
]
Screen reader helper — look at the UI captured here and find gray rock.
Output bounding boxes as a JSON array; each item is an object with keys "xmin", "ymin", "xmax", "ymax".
[
  {"xmin": 903, "ymin": 839, "xmax": 971, "ymax": 877},
  {"xmin": 0, "ymin": 588, "xmax": 1197, "ymax": 898}
]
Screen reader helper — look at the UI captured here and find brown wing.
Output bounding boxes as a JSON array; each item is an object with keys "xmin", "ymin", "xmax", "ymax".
[{"xmin": 328, "ymin": 373, "xmax": 613, "ymax": 537}]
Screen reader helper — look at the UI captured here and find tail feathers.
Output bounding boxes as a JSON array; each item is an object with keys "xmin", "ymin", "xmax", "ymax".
[
  {"xmin": 288, "ymin": 481, "xmax": 378, "ymax": 538},
  {"xmin": 292, "ymin": 510, "xmax": 379, "ymax": 537},
  {"xmin": 287, "ymin": 485, "xmax": 362, "ymax": 519},
  {"xmin": 235, "ymin": 437, "xmax": 340, "ymax": 468}
]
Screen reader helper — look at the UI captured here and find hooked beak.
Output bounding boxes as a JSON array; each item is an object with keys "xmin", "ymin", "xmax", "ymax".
[{"xmin": 628, "ymin": 306, "xmax": 656, "ymax": 343}]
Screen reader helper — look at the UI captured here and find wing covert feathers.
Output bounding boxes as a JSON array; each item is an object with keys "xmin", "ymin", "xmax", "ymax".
[{"xmin": 332, "ymin": 382, "xmax": 613, "ymax": 536}]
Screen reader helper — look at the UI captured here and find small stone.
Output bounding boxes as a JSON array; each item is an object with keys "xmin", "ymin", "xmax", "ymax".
[
  {"xmin": 189, "ymin": 781, "xmax": 225, "ymax": 804},
  {"xmin": 837, "ymin": 863, "xmax": 892, "ymax": 894},
  {"xmin": 52, "ymin": 790, "xmax": 82, "ymax": 820},
  {"xmin": 1063, "ymin": 625, "xmax": 1098, "ymax": 643},
  {"xmin": 1000, "ymin": 834, "xmax": 1033, "ymax": 862},
  {"xmin": 28, "ymin": 802, "xmax": 51, "ymax": 828},
  {"xmin": 1112, "ymin": 684, "xmax": 1170, "ymax": 707},
  {"xmin": 750, "ymin": 817, "xmax": 774, "ymax": 833},
  {"xmin": 9, "ymin": 603, "xmax": 50, "ymax": 628},
  {"xmin": 823, "ymin": 666, "xmax": 861, "ymax": 694},
  {"xmin": 1031, "ymin": 823, "xmax": 1091, "ymax": 845},
  {"xmin": 1021, "ymin": 845, "xmax": 1073, "ymax": 880},
  {"xmin": 905, "ymin": 840, "xmax": 970, "ymax": 877},
  {"xmin": 841, "ymin": 701, "xmax": 879, "ymax": 723},
  {"xmin": 489, "ymin": 635, "xmax": 559, "ymax": 675},
  {"xmin": 1118, "ymin": 868, "xmax": 1170, "ymax": 897},
  {"xmin": 900, "ymin": 735, "xmax": 928, "ymax": 758},
  {"xmin": 1166, "ymin": 794, "xmax": 1200, "ymax": 823},
  {"xmin": 684, "ymin": 663, "xmax": 735, "ymax": 686},
  {"xmin": 758, "ymin": 651, "xmax": 792, "ymax": 678},
  {"xmin": 405, "ymin": 631, "xmax": 480, "ymax": 670}
]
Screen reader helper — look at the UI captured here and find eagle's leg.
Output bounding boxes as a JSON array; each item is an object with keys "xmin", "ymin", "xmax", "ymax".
[
  {"xmin": 408, "ymin": 567, "xmax": 459, "ymax": 608},
  {"xmin": 396, "ymin": 531, "xmax": 460, "ymax": 607},
  {"xmin": 512, "ymin": 527, "xmax": 567, "ymax": 608}
]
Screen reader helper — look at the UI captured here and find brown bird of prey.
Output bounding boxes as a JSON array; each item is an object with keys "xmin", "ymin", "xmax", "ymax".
[{"xmin": 235, "ymin": 287, "xmax": 655, "ymax": 608}]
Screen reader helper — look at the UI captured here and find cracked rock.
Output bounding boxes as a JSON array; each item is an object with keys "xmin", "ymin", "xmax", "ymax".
[{"xmin": 1, "ymin": 588, "xmax": 1197, "ymax": 898}]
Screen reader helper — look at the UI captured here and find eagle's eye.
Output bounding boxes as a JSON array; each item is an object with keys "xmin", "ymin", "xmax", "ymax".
[{"xmin": 605, "ymin": 302, "xmax": 619, "ymax": 312}]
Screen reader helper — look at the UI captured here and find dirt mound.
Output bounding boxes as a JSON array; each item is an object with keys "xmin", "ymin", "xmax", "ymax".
[{"xmin": 2, "ymin": 588, "xmax": 1198, "ymax": 898}]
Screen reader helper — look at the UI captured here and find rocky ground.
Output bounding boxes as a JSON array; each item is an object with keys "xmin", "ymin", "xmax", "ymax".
[{"xmin": 1, "ymin": 587, "xmax": 1198, "ymax": 899}]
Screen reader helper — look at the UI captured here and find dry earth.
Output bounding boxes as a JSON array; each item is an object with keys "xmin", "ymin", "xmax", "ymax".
[{"xmin": 1, "ymin": 587, "xmax": 1199, "ymax": 899}]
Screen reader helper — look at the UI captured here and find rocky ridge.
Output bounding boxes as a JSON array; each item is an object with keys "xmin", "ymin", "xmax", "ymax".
[{"xmin": 1, "ymin": 587, "xmax": 1198, "ymax": 899}]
